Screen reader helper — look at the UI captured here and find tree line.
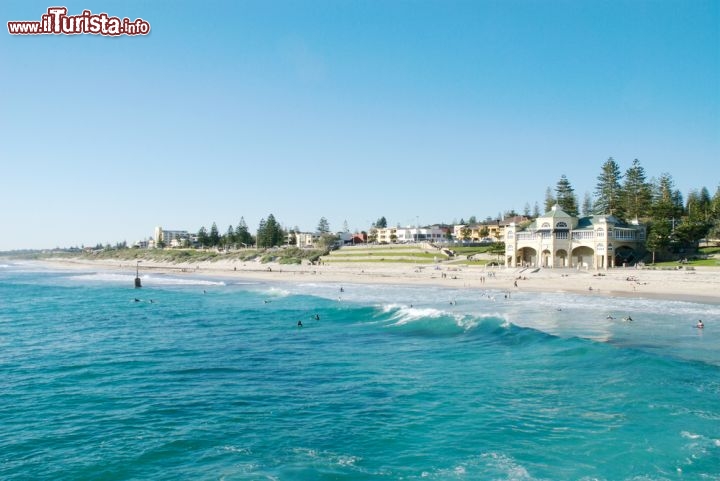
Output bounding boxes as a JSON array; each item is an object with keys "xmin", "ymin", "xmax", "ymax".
[
  {"xmin": 543, "ymin": 157, "xmax": 720, "ymax": 256},
  {"xmin": 193, "ymin": 215, "xmax": 339, "ymax": 249},
  {"xmin": 189, "ymin": 158, "xmax": 718, "ymax": 258}
]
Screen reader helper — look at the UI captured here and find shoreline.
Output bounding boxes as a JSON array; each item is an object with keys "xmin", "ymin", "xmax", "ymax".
[{"xmin": 34, "ymin": 256, "xmax": 720, "ymax": 305}]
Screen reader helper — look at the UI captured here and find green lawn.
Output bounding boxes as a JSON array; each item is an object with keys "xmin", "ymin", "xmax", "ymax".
[
  {"xmin": 651, "ymin": 259, "xmax": 719, "ymax": 267},
  {"xmin": 323, "ymin": 257, "xmax": 437, "ymax": 264},
  {"xmin": 327, "ymin": 251, "xmax": 446, "ymax": 259}
]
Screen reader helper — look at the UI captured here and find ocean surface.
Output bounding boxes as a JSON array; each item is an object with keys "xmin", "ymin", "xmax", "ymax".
[{"xmin": 1, "ymin": 262, "xmax": 719, "ymax": 481}]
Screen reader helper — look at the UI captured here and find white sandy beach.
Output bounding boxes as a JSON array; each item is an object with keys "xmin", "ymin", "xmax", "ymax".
[{"xmin": 41, "ymin": 257, "xmax": 720, "ymax": 304}]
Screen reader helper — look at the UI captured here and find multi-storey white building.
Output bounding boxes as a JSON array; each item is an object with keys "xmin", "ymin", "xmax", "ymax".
[
  {"xmin": 290, "ymin": 231, "xmax": 357, "ymax": 248},
  {"xmin": 374, "ymin": 226, "xmax": 448, "ymax": 244},
  {"xmin": 293, "ymin": 232, "xmax": 320, "ymax": 248},
  {"xmin": 504, "ymin": 205, "xmax": 646, "ymax": 269},
  {"xmin": 154, "ymin": 227, "xmax": 191, "ymax": 248}
]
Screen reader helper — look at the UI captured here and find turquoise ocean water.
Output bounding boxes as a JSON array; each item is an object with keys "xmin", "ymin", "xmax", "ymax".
[{"xmin": 1, "ymin": 262, "xmax": 719, "ymax": 480}]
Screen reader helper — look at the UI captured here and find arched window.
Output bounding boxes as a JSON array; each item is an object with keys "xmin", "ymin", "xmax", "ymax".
[
  {"xmin": 556, "ymin": 221, "xmax": 568, "ymax": 228},
  {"xmin": 541, "ymin": 222, "xmax": 551, "ymax": 229}
]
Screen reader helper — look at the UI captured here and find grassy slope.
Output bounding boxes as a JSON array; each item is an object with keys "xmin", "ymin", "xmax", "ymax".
[
  {"xmin": 322, "ymin": 244, "xmax": 496, "ymax": 266},
  {"xmin": 42, "ymin": 247, "xmax": 326, "ymax": 265}
]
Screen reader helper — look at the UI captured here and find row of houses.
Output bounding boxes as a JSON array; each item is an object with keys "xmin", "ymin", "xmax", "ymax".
[{"xmin": 142, "ymin": 208, "xmax": 647, "ymax": 269}]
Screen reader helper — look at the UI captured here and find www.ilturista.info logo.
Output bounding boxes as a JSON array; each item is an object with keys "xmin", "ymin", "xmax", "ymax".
[{"xmin": 8, "ymin": 7, "xmax": 150, "ymax": 36}]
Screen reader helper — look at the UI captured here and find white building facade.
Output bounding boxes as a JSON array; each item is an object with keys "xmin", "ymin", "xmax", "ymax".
[
  {"xmin": 505, "ymin": 205, "xmax": 646, "ymax": 270},
  {"xmin": 153, "ymin": 227, "xmax": 191, "ymax": 248},
  {"xmin": 375, "ymin": 226, "xmax": 447, "ymax": 243}
]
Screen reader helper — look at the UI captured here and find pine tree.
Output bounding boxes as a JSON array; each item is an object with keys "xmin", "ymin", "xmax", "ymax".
[
  {"xmin": 652, "ymin": 173, "xmax": 678, "ymax": 221},
  {"xmin": 679, "ymin": 188, "xmax": 713, "ymax": 247},
  {"xmin": 225, "ymin": 225, "xmax": 235, "ymax": 248},
  {"xmin": 209, "ymin": 222, "xmax": 220, "ymax": 247},
  {"xmin": 555, "ymin": 175, "xmax": 578, "ymax": 216},
  {"xmin": 265, "ymin": 214, "xmax": 283, "ymax": 246},
  {"xmin": 698, "ymin": 187, "xmax": 712, "ymax": 221},
  {"xmin": 532, "ymin": 202, "xmax": 540, "ymax": 218},
  {"xmin": 235, "ymin": 217, "xmax": 253, "ymax": 247},
  {"xmin": 708, "ymin": 186, "xmax": 720, "ymax": 241},
  {"xmin": 544, "ymin": 187, "xmax": 555, "ymax": 213},
  {"xmin": 197, "ymin": 226, "xmax": 209, "ymax": 248},
  {"xmin": 621, "ymin": 159, "xmax": 652, "ymax": 220},
  {"xmin": 594, "ymin": 157, "xmax": 624, "ymax": 217},
  {"xmin": 256, "ymin": 218, "xmax": 267, "ymax": 247},
  {"xmin": 317, "ymin": 217, "xmax": 330, "ymax": 234},
  {"xmin": 582, "ymin": 192, "xmax": 593, "ymax": 216},
  {"xmin": 712, "ymin": 186, "xmax": 720, "ymax": 219}
]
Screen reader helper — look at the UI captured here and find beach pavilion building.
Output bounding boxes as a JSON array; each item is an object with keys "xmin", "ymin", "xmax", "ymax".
[{"xmin": 504, "ymin": 205, "xmax": 646, "ymax": 270}]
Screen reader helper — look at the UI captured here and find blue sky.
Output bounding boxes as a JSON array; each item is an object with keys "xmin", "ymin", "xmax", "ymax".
[{"xmin": 1, "ymin": 0, "xmax": 718, "ymax": 250}]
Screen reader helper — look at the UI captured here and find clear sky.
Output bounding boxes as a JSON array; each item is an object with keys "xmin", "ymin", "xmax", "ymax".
[{"xmin": 1, "ymin": 0, "xmax": 718, "ymax": 250}]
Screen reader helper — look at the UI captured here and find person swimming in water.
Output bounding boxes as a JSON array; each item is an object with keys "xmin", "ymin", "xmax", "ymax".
[
  {"xmin": 697, "ymin": 320, "xmax": 704, "ymax": 329},
  {"xmin": 314, "ymin": 314, "xmax": 320, "ymax": 320},
  {"xmin": 297, "ymin": 320, "xmax": 303, "ymax": 327},
  {"xmin": 623, "ymin": 316, "xmax": 633, "ymax": 322}
]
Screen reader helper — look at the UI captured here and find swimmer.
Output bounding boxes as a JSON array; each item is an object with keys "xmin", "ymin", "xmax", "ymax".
[
  {"xmin": 606, "ymin": 315, "xmax": 615, "ymax": 320},
  {"xmin": 623, "ymin": 316, "xmax": 633, "ymax": 322},
  {"xmin": 314, "ymin": 314, "xmax": 320, "ymax": 320},
  {"xmin": 134, "ymin": 298, "xmax": 141, "ymax": 302},
  {"xmin": 696, "ymin": 320, "xmax": 704, "ymax": 329},
  {"xmin": 297, "ymin": 320, "xmax": 303, "ymax": 327}
]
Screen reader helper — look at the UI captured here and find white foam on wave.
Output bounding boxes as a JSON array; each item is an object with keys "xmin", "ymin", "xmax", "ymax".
[
  {"xmin": 262, "ymin": 286, "xmax": 290, "ymax": 297},
  {"xmin": 386, "ymin": 305, "xmax": 447, "ymax": 325},
  {"xmin": 382, "ymin": 303, "xmax": 507, "ymax": 332},
  {"xmin": 0, "ymin": 264, "xmax": 11, "ymax": 268}
]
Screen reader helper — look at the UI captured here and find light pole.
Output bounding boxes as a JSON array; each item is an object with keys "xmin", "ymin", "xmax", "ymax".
[{"xmin": 134, "ymin": 260, "xmax": 142, "ymax": 288}]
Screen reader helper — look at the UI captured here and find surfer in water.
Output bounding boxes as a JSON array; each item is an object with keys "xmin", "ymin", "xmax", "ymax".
[
  {"xmin": 623, "ymin": 316, "xmax": 633, "ymax": 322},
  {"xmin": 314, "ymin": 314, "xmax": 320, "ymax": 320},
  {"xmin": 297, "ymin": 320, "xmax": 303, "ymax": 327},
  {"xmin": 696, "ymin": 320, "xmax": 704, "ymax": 329}
]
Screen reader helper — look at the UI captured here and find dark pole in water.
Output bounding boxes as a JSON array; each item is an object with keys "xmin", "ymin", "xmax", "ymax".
[{"xmin": 135, "ymin": 260, "xmax": 142, "ymax": 288}]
